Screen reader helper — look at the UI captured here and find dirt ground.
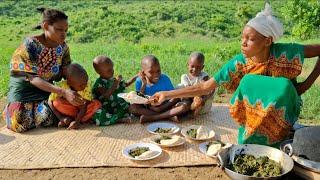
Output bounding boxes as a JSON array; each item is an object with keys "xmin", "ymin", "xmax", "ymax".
[{"xmin": 0, "ymin": 97, "xmax": 305, "ymax": 180}]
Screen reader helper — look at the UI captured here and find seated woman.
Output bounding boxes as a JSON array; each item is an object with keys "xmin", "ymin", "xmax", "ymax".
[
  {"xmin": 150, "ymin": 3, "xmax": 320, "ymax": 147},
  {"xmin": 2, "ymin": 8, "xmax": 85, "ymax": 132}
]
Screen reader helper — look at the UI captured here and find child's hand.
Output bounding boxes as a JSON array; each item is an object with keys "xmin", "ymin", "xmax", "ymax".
[
  {"xmin": 63, "ymin": 89, "xmax": 85, "ymax": 106},
  {"xmin": 116, "ymin": 75, "xmax": 123, "ymax": 82},
  {"xmin": 113, "ymin": 75, "xmax": 122, "ymax": 88},
  {"xmin": 139, "ymin": 71, "xmax": 147, "ymax": 84}
]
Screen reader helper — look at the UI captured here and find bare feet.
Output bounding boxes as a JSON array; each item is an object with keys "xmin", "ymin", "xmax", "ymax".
[
  {"xmin": 58, "ymin": 117, "xmax": 72, "ymax": 127},
  {"xmin": 169, "ymin": 116, "xmax": 180, "ymax": 123},
  {"xmin": 139, "ymin": 115, "xmax": 155, "ymax": 123},
  {"xmin": 67, "ymin": 120, "xmax": 80, "ymax": 130},
  {"xmin": 140, "ymin": 115, "xmax": 148, "ymax": 123},
  {"xmin": 118, "ymin": 117, "xmax": 133, "ymax": 124},
  {"xmin": 140, "ymin": 115, "xmax": 179, "ymax": 123}
]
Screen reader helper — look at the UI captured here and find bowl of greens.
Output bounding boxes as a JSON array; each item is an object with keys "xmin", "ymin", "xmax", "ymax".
[{"xmin": 217, "ymin": 144, "xmax": 293, "ymax": 179}]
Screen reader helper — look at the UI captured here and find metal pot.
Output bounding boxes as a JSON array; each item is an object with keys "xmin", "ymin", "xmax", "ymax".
[
  {"xmin": 280, "ymin": 139, "xmax": 320, "ymax": 173},
  {"xmin": 217, "ymin": 144, "xmax": 294, "ymax": 180}
]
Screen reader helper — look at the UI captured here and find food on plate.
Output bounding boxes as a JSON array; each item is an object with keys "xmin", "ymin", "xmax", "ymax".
[
  {"xmin": 126, "ymin": 91, "xmax": 137, "ymax": 98},
  {"xmin": 136, "ymin": 150, "xmax": 159, "ymax": 159},
  {"xmin": 128, "ymin": 147, "xmax": 149, "ymax": 158},
  {"xmin": 228, "ymin": 154, "xmax": 282, "ymax": 177},
  {"xmin": 155, "ymin": 135, "xmax": 184, "ymax": 146},
  {"xmin": 206, "ymin": 141, "xmax": 225, "ymax": 156},
  {"xmin": 186, "ymin": 126, "xmax": 209, "ymax": 139},
  {"xmin": 196, "ymin": 126, "xmax": 209, "ymax": 139},
  {"xmin": 154, "ymin": 127, "xmax": 173, "ymax": 134},
  {"xmin": 186, "ymin": 128, "xmax": 197, "ymax": 138},
  {"xmin": 136, "ymin": 91, "xmax": 149, "ymax": 99}
]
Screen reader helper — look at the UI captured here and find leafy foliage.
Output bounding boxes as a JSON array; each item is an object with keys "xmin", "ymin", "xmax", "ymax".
[{"xmin": 281, "ymin": 0, "xmax": 320, "ymax": 39}]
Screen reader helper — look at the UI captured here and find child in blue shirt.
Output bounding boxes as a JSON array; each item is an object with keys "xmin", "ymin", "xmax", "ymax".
[{"xmin": 130, "ymin": 55, "xmax": 189, "ymax": 123}]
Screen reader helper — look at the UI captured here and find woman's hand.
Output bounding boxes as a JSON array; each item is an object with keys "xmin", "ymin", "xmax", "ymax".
[
  {"xmin": 150, "ymin": 91, "xmax": 167, "ymax": 106},
  {"xmin": 63, "ymin": 89, "xmax": 85, "ymax": 106}
]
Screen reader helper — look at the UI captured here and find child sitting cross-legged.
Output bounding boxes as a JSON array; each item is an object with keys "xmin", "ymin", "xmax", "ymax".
[
  {"xmin": 177, "ymin": 52, "xmax": 215, "ymax": 116},
  {"xmin": 92, "ymin": 55, "xmax": 138, "ymax": 126},
  {"xmin": 130, "ymin": 55, "xmax": 190, "ymax": 123},
  {"xmin": 48, "ymin": 63, "xmax": 102, "ymax": 129}
]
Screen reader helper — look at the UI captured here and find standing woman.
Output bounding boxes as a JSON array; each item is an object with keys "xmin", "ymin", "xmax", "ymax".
[
  {"xmin": 2, "ymin": 8, "xmax": 84, "ymax": 132},
  {"xmin": 151, "ymin": 3, "xmax": 320, "ymax": 147}
]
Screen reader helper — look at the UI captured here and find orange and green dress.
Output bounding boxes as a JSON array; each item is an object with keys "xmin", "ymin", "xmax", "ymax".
[
  {"xmin": 2, "ymin": 37, "xmax": 71, "ymax": 132},
  {"xmin": 213, "ymin": 43, "xmax": 304, "ymax": 147}
]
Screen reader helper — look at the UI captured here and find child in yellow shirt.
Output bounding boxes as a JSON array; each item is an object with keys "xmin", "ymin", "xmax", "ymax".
[{"xmin": 48, "ymin": 63, "xmax": 101, "ymax": 129}]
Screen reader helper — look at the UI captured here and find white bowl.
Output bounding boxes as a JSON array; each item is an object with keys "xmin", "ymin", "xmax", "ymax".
[
  {"xmin": 181, "ymin": 125, "xmax": 215, "ymax": 141},
  {"xmin": 122, "ymin": 142, "xmax": 162, "ymax": 161},
  {"xmin": 147, "ymin": 122, "xmax": 180, "ymax": 135},
  {"xmin": 118, "ymin": 93, "xmax": 149, "ymax": 104},
  {"xmin": 150, "ymin": 134, "xmax": 186, "ymax": 148}
]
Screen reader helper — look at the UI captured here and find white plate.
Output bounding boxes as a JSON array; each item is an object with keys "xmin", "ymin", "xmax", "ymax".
[
  {"xmin": 150, "ymin": 135, "xmax": 186, "ymax": 148},
  {"xmin": 147, "ymin": 122, "xmax": 180, "ymax": 135},
  {"xmin": 118, "ymin": 92, "xmax": 149, "ymax": 104},
  {"xmin": 122, "ymin": 142, "xmax": 162, "ymax": 161},
  {"xmin": 181, "ymin": 125, "xmax": 215, "ymax": 141},
  {"xmin": 199, "ymin": 141, "xmax": 232, "ymax": 158}
]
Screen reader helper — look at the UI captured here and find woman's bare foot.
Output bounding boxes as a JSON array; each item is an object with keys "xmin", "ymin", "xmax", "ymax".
[
  {"xmin": 118, "ymin": 117, "xmax": 133, "ymax": 124},
  {"xmin": 67, "ymin": 120, "xmax": 80, "ymax": 130},
  {"xmin": 169, "ymin": 116, "xmax": 180, "ymax": 123}
]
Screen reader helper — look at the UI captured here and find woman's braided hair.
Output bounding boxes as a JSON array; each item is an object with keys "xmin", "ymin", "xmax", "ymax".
[{"xmin": 34, "ymin": 7, "xmax": 68, "ymax": 30}]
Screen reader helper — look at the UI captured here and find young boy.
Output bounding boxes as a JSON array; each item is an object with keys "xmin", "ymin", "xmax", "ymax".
[
  {"xmin": 130, "ymin": 55, "xmax": 189, "ymax": 123},
  {"xmin": 177, "ymin": 52, "xmax": 214, "ymax": 116},
  {"xmin": 92, "ymin": 55, "xmax": 138, "ymax": 126},
  {"xmin": 48, "ymin": 63, "xmax": 101, "ymax": 129}
]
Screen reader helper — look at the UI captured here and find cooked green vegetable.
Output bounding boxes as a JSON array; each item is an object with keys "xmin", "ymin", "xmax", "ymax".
[
  {"xmin": 154, "ymin": 128, "xmax": 172, "ymax": 133},
  {"xmin": 228, "ymin": 154, "xmax": 282, "ymax": 177},
  {"xmin": 155, "ymin": 135, "xmax": 172, "ymax": 144},
  {"xmin": 206, "ymin": 140, "xmax": 225, "ymax": 150},
  {"xmin": 129, "ymin": 147, "xmax": 149, "ymax": 157},
  {"xmin": 187, "ymin": 128, "xmax": 197, "ymax": 138},
  {"xmin": 136, "ymin": 91, "xmax": 149, "ymax": 99}
]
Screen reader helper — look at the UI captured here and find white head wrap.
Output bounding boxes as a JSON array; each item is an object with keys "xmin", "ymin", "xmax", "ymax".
[{"xmin": 246, "ymin": 3, "xmax": 283, "ymax": 42}]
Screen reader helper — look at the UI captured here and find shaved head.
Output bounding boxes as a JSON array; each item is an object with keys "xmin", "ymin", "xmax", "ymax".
[
  {"xmin": 66, "ymin": 63, "xmax": 88, "ymax": 91},
  {"xmin": 93, "ymin": 55, "xmax": 113, "ymax": 69},
  {"xmin": 66, "ymin": 63, "xmax": 88, "ymax": 82},
  {"xmin": 189, "ymin": 52, "xmax": 204, "ymax": 65},
  {"xmin": 92, "ymin": 55, "xmax": 114, "ymax": 79},
  {"xmin": 141, "ymin": 55, "xmax": 159, "ymax": 69}
]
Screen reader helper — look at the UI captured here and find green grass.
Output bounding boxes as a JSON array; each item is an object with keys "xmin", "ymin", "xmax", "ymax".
[{"xmin": 0, "ymin": 0, "xmax": 319, "ymax": 123}]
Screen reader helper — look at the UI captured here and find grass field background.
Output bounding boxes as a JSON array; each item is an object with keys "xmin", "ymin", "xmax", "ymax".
[{"xmin": 0, "ymin": 0, "xmax": 319, "ymax": 122}]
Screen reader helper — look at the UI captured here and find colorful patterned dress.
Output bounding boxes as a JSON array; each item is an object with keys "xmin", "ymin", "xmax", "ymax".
[
  {"xmin": 213, "ymin": 43, "xmax": 304, "ymax": 147},
  {"xmin": 2, "ymin": 37, "xmax": 71, "ymax": 132},
  {"xmin": 92, "ymin": 77, "xmax": 130, "ymax": 126}
]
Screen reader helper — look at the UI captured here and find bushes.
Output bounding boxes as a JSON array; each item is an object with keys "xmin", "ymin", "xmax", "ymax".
[
  {"xmin": 281, "ymin": 0, "xmax": 320, "ymax": 39},
  {"xmin": 0, "ymin": 1, "xmax": 287, "ymax": 44}
]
